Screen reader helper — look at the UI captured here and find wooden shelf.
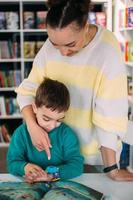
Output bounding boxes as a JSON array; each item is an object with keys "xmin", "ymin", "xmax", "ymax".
[
  {"xmin": 0, "ymin": 115, "xmax": 22, "ymax": 119},
  {"xmin": 125, "ymin": 62, "xmax": 133, "ymax": 67}
]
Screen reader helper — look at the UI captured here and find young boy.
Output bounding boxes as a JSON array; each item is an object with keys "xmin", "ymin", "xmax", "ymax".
[{"xmin": 7, "ymin": 78, "xmax": 84, "ymax": 183}]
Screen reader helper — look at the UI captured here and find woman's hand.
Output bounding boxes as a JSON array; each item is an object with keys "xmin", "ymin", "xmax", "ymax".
[
  {"xmin": 101, "ymin": 146, "xmax": 133, "ymax": 181},
  {"xmin": 28, "ymin": 122, "xmax": 51, "ymax": 160},
  {"xmin": 108, "ymin": 169, "xmax": 133, "ymax": 181},
  {"xmin": 22, "ymin": 105, "xmax": 51, "ymax": 159},
  {"xmin": 24, "ymin": 163, "xmax": 53, "ymax": 183}
]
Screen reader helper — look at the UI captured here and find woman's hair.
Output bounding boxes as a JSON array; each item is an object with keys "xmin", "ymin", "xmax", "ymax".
[
  {"xmin": 46, "ymin": 0, "xmax": 91, "ymax": 30},
  {"xmin": 35, "ymin": 77, "xmax": 70, "ymax": 112}
]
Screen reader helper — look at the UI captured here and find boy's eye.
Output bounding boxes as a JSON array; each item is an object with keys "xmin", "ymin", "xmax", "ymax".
[
  {"xmin": 43, "ymin": 118, "xmax": 50, "ymax": 122},
  {"xmin": 57, "ymin": 119, "xmax": 63, "ymax": 123}
]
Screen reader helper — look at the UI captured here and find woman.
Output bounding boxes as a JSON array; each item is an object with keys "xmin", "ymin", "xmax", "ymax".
[{"xmin": 16, "ymin": 0, "xmax": 133, "ymax": 181}]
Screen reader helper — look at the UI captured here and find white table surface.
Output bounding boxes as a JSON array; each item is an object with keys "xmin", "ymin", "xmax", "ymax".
[
  {"xmin": 0, "ymin": 173, "xmax": 133, "ymax": 200},
  {"xmin": 73, "ymin": 173, "xmax": 133, "ymax": 200}
]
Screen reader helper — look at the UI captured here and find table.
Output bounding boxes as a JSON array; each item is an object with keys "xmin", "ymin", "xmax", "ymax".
[
  {"xmin": 0, "ymin": 173, "xmax": 133, "ymax": 200},
  {"xmin": 73, "ymin": 173, "xmax": 133, "ymax": 200}
]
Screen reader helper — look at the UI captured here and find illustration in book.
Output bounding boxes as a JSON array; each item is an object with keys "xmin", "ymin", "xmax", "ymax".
[{"xmin": 0, "ymin": 180, "xmax": 103, "ymax": 200}]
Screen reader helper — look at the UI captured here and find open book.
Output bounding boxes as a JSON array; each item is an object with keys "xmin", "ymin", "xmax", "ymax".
[{"xmin": 0, "ymin": 177, "xmax": 103, "ymax": 200}]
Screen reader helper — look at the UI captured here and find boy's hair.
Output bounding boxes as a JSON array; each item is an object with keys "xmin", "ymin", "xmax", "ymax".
[{"xmin": 35, "ymin": 77, "xmax": 70, "ymax": 112}]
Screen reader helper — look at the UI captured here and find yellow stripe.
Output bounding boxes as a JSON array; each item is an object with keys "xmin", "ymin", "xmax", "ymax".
[
  {"xmin": 101, "ymin": 30, "xmax": 121, "ymax": 55},
  {"xmin": 28, "ymin": 66, "xmax": 45, "ymax": 83},
  {"xmin": 97, "ymin": 74, "xmax": 127, "ymax": 99},
  {"xmin": 45, "ymin": 61, "xmax": 99, "ymax": 89},
  {"xmin": 64, "ymin": 108, "xmax": 92, "ymax": 129},
  {"xmin": 93, "ymin": 111, "xmax": 128, "ymax": 133},
  {"xmin": 81, "ymin": 140, "xmax": 99, "ymax": 156}
]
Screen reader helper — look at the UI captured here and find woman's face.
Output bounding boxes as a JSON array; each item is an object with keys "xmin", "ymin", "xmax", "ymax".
[{"xmin": 47, "ymin": 24, "xmax": 87, "ymax": 56}]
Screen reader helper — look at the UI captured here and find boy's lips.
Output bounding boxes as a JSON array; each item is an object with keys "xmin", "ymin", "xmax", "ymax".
[{"xmin": 45, "ymin": 128, "xmax": 51, "ymax": 132}]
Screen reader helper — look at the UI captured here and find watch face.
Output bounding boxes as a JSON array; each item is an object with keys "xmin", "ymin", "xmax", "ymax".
[
  {"xmin": 46, "ymin": 166, "xmax": 60, "ymax": 181},
  {"xmin": 46, "ymin": 166, "xmax": 59, "ymax": 174}
]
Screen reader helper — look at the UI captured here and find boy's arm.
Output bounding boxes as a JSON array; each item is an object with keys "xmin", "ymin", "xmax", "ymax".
[
  {"xmin": 7, "ymin": 128, "xmax": 28, "ymax": 176},
  {"xmin": 57, "ymin": 128, "xmax": 84, "ymax": 180}
]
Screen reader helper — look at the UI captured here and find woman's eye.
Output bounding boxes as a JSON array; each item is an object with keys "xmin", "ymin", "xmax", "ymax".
[{"xmin": 68, "ymin": 44, "xmax": 75, "ymax": 47}]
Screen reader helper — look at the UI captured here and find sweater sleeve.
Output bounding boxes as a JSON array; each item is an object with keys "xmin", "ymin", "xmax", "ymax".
[
  {"xmin": 93, "ymin": 33, "xmax": 128, "ymax": 140},
  {"xmin": 58, "ymin": 128, "xmax": 84, "ymax": 179},
  {"xmin": 7, "ymin": 127, "xmax": 28, "ymax": 176}
]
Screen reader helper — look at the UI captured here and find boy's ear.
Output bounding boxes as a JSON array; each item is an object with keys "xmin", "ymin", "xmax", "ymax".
[{"xmin": 32, "ymin": 102, "xmax": 37, "ymax": 114}]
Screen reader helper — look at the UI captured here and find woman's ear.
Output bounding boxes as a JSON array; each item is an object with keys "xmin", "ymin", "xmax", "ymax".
[{"xmin": 32, "ymin": 102, "xmax": 37, "ymax": 114}]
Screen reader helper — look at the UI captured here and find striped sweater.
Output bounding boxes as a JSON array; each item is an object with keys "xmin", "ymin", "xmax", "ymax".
[{"xmin": 16, "ymin": 26, "xmax": 128, "ymax": 164}]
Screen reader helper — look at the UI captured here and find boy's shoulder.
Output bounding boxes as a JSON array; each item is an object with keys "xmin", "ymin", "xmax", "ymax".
[
  {"xmin": 13, "ymin": 123, "xmax": 28, "ymax": 137},
  {"xmin": 58, "ymin": 122, "xmax": 73, "ymax": 131},
  {"xmin": 57, "ymin": 123, "xmax": 77, "ymax": 138},
  {"xmin": 14, "ymin": 123, "xmax": 27, "ymax": 131}
]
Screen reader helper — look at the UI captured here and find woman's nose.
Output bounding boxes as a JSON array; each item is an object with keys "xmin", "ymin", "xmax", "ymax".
[{"xmin": 59, "ymin": 46, "xmax": 69, "ymax": 56}]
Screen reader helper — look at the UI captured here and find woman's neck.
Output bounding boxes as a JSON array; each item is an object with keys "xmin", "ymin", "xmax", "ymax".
[{"xmin": 84, "ymin": 24, "xmax": 98, "ymax": 47}]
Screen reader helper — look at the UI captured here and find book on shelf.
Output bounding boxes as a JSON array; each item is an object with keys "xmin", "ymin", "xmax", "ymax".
[
  {"xmin": 0, "ymin": 70, "xmax": 21, "ymax": 87},
  {"xmin": 125, "ymin": 41, "xmax": 133, "ymax": 62},
  {"xmin": 23, "ymin": 12, "xmax": 35, "ymax": 29},
  {"xmin": 35, "ymin": 41, "xmax": 44, "ymax": 54},
  {"xmin": 5, "ymin": 12, "xmax": 19, "ymax": 30},
  {"xmin": 0, "ymin": 96, "xmax": 20, "ymax": 116},
  {"xmin": 0, "ymin": 71, "xmax": 5, "ymax": 87},
  {"xmin": 120, "ymin": 7, "xmax": 133, "ymax": 28},
  {"xmin": 0, "ymin": 12, "xmax": 6, "ymax": 29},
  {"xmin": 0, "ymin": 124, "xmax": 10, "ymax": 143},
  {"xmin": 24, "ymin": 41, "xmax": 44, "ymax": 58},
  {"xmin": 0, "ymin": 41, "xmax": 20, "ymax": 59},
  {"xmin": 24, "ymin": 41, "xmax": 36, "ymax": 58},
  {"xmin": 88, "ymin": 12, "xmax": 106, "ymax": 28},
  {"xmin": 0, "ymin": 129, "xmax": 5, "ymax": 143},
  {"xmin": 126, "ymin": 7, "xmax": 133, "ymax": 27},
  {"xmin": 127, "ymin": 41, "xmax": 133, "ymax": 62},
  {"xmin": 120, "ymin": 41, "xmax": 133, "ymax": 62},
  {"xmin": 88, "ymin": 12, "xmax": 96, "ymax": 24},
  {"xmin": 0, "ymin": 96, "xmax": 6, "ymax": 115},
  {"xmin": 96, "ymin": 12, "xmax": 106, "ymax": 28},
  {"xmin": 0, "ymin": 41, "xmax": 10, "ymax": 59},
  {"xmin": 36, "ymin": 11, "xmax": 47, "ymax": 29}
]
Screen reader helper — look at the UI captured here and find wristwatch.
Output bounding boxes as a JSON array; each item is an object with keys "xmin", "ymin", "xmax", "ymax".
[{"xmin": 46, "ymin": 166, "xmax": 60, "ymax": 181}]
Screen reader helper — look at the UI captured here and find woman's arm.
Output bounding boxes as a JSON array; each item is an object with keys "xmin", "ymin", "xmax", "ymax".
[
  {"xmin": 16, "ymin": 40, "xmax": 51, "ymax": 158},
  {"xmin": 101, "ymin": 146, "xmax": 133, "ymax": 181},
  {"xmin": 21, "ymin": 105, "xmax": 51, "ymax": 159}
]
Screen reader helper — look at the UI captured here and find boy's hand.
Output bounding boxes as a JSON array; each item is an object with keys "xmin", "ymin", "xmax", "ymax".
[
  {"xmin": 28, "ymin": 122, "xmax": 51, "ymax": 160},
  {"xmin": 24, "ymin": 163, "xmax": 53, "ymax": 183}
]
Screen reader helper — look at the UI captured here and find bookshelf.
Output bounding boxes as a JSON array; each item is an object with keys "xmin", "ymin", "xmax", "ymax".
[
  {"xmin": 0, "ymin": 0, "xmax": 113, "ymax": 145},
  {"xmin": 0, "ymin": 0, "xmax": 48, "ymax": 145},
  {"xmin": 114, "ymin": 0, "xmax": 133, "ymax": 169}
]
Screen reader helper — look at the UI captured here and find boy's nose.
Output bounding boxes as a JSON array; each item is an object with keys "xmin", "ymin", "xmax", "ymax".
[{"xmin": 50, "ymin": 120, "xmax": 57, "ymax": 129}]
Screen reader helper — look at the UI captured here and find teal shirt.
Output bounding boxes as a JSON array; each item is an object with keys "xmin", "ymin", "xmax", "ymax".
[{"xmin": 7, "ymin": 123, "xmax": 84, "ymax": 179}]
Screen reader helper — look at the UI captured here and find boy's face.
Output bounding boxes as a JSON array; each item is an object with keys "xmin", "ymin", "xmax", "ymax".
[{"xmin": 32, "ymin": 103, "xmax": 65, "ymax": 132}]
